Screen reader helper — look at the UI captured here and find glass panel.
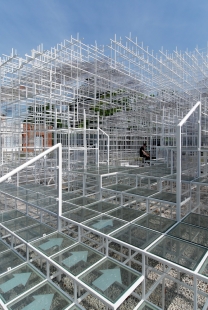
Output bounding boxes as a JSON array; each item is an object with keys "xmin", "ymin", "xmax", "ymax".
[
  {"xmin": 168, "ymin": 223, "xmax": 208, "ymax": 248},
  {"xmin": 0, "ymin": 250, "xmax": 24, "ymax": 275},
  {"xmin": 126, "ymin": 188, "xmax": 158, "ymax": 197},
  {"xmin": 31, "ymin": 196, "xmax": 57, "ymax": 208},
  {"xmin": 32, "ymin": 232, "xmax": 75, "ymax": 256},
  {"xmin": 182, "ymin": 213, "xmax": 208, "ymax": 229},
  {"xmin": 16, "ymin": 223, "xmax": 55, "ymax": 242},
  {"xmin": 63, "ymin": 207, "xmax": 100, "ymax": 223},
  {"xmin": 79, "ymin": 258, "xmax": 141, "ymax": 303},
  {"xmin": 0, "ymin": 210, "xmax": 25, "ymax": 223},
  {"xmin": 164, "ymin": 174, "xmax": 194, "ymax": 182},
  {"xmin": 8, "ymin": 282, "xmax": 72, "ymax": 310},
  {"xmin": 62, "ymin": 191, "xmax": 81, "ymax": 201},
  {"xmin": 85, "ymin": 215, "xmax": 126, "ymax": 234},
  {"xmin": 199, "ymin": 257, "xmax": 208, "ymax": 277},
  {"xmin": 3, "ymin": 216, "xmax": 38, "ymax": 231},
  {"xmin": 104, "ymin": 184, "xmax": 133, "ymax": 191},
  {"xmin": 135, "ymin": 214, "xmax": 176, "ymax": 233},
  {"xmin": 0, "ymin": 264, "xmax": 44, "ymax": 303},
  {"xmin": 69, "ymin": 196, "xmax": 99, "ymax": 206},
  {"xmin": 137, "ymin": 301, "xmax": 159, "ymax": 309},
  {"xmin": 112, "ymin": 224, "xmax": 161, "ymax": 249},
  {"xmin": 0, "ymin": 240, "xmax": 9, "ymax": 253},
  {"xmin": 86, "ymin": 201, "xmax": 119, "ymax": 213},
  {"xmin": 68, "ymin": 306, "xmax": 82, "ymax": 310},
  {"xmin": 52, "ymin": 244, "xmax": 104, "ymax": 276},
  {"xmin": 45, "ymin": 201, "xmax": 77, "ymax": 214},
  {"xmin": 108, "ymin": 207, "xmax": 144, "ymax": 222},
  {"xmin": 151, "ymin": 192, "xmax": 177, "ymax": 203},
  {"xmin": 148, "ymin": 236, "xmax": 207, "ymax": 270},
  {"xmin": 192, "ymin": 176, "xmax": 208, "ymax": 184}
]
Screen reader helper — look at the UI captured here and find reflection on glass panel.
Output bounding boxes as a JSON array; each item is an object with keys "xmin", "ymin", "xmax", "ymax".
[
  {"xmin": 104, "ymin": 184, "xmax": 132, "ymax": 191},
  {"xmin": 3, "ymin": 216, "xmax": 38, "ymax": 231},
  {"xmin": 108, "ymin": 207, "xmax": 144, "ymax": 222},
  {"xmin": 45, "ymin": 201, "xmax": 77, "ymax": 214},
  {"xmin": 182, "ymin": 213, "xmax": 208, "ymax": 229},
  {"xmin": 199, "ymin": 257, "xmax": 208, "ymax": 278},
  {"xmin": 0, "ymin": 264, "xmax": 44, "ymax": 303},
  {"xmin": 85, "ymin": 215, "xmax": 126, "ymax": 234},
  {"xmin": 79, "ymin": 258, "xmax": 141, "ymax": 303},
  {"xmin": 32, "ymin": 232, "xmax": 75, "ymax": 256},
  {"xmin": 16, "ymin": 223, "xmax": 55, "ymax": 242},
  {"xmin": 126, "ymin": 188, "xmax": 158, "ymax": 197},
  {"xmin": 9, "ymin": 282, "xmax": 72, "ymax": 310},
  {"xmin": 52, "ymin": 244, "xmax": 103, "ymax": 276},
  {"xmin": 135, "ymin": 214, "xmax": 176, "ymax": 233},
  {"xmin": 112, "ymin": 224, "xmax": 161, "ymax": 249},
  {"xmin": 168, "ymin": 223, "xmax": 208, "ymax": 248},
  {"xmin": 0, "ymin": 250, "xmax": 24, "ymax": 275},
  {"xmin": 0, "ymin": 210, "xmax": 26, "ymax": 223},
  {"xmin": 63, "ymin": 207, "xmax": 100, "ymax": 223},
  {"xmin": 86, "ymin": 201, "xmax": 119, "ymax": 213},
  {"xmin": 148, "ymin": 236, "xmax": 206, "ymax": 270}
]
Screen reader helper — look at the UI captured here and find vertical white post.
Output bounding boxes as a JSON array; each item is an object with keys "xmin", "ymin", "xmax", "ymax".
[
  {"xmin": 197, "ymin": 102, "xmax": 201, "ymax": 177},
  {"xmin": 107, "ymin": 134, "xmax": 109, "ymax": 166},
  {"xmin": 176, "ymin": 125, "xmax": 181, "ymax": 221},
  {"xmin": 83, "ymin": 109, "xmax": 87, "ymax": 169},
  {"xmin": 97, "ymin": 113, "xmax": 99, "ymax": 167},
  {"xmin": 58, "ymin": 144, "xmax": 62, "ymax": 232}
]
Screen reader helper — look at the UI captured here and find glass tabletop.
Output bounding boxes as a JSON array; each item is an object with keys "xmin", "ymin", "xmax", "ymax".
[
  {"xmin": 79, "ymin": 258, "xmax": 141, "ymax": 303},
  {"xmin": 182, "ymin": 213, "xmax": 208, "ymax": 229},
  {"xmin": 135, "ymin": 214, "xmax": 176, "ymax": 233},
  {"xmin": 125, "ymin": 188, "xmax": 158, "ymax": 197},
  {"xmin": 0, "ymin": 210, "xmax": 26, "ymax": 223},
  {"xmin": 32, "ymin": 232, "xmax": 75, "ymax": 256},
  {"xmin": 62, "ymin": 207, "xmax": 100, "ymax": 223},
  {"xmin": 0, "ymin": 264, "xmax": 44, "ymax": 303},
  {"xmin": 52, "ymin": 243, "xmax": 104, "ymax": 276},
  {"xmin": 168, "ymin": 222, "xmax": 208, "ymax": 248},
  {"xmin": 2, "ymin": 216, "xmax": 39, "ymax": 232},
  {"xmin": 107, "ymin": 207, "xmax": 144, "ymax": 222},
  {"xmin": 86, "ymin": 201, "xmax": 120, "ymax": 213},
  {"xmin": 8, "ymin": 281, "xmax": 72, "ymax": 310},
  {"xmin": 0, "ymin": 250, "xmax": 24, "ymax": 275},
  {"xmin": 16, "ymin": 223, "xmax": 55, "ymax": 242},
  {"xmin": 85, "ymin": 215, "xmax": 126, "ymax": 234},
  {"xmin": 112, "ymin": 224, "xmax": 161, "ymax": 249},
  {"xmin": 104, "ymin": 184, "xmax": 133, "ymax": 192},
  {"xmin": 148, "ymin": 236, "xmax": 207, "ymax": 270}
]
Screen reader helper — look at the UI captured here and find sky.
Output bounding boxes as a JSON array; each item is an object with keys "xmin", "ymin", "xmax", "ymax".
[{"xmin": 1, "ymin": 0, "xmax": 208, "ymax": 58}]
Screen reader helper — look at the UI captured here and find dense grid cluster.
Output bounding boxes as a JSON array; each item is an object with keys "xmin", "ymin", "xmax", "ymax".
[{"xmin": 0, "ymin": 35, "xmax": 208, "ymax": 309}]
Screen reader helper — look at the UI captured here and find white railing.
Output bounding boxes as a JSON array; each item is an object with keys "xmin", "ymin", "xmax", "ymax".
[
  {"xmin": 176, "ymin": 101, "xmax": 201, "ymax": 221},
  {"xmin": 0, "ymin": 143, "xmax": 62, "ymax": 230}
]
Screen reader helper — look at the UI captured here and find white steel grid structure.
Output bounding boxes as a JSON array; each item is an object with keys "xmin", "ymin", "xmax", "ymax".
[{"xmin": 0, "ymin": 35, "xmax": 208, "ymax": 309}]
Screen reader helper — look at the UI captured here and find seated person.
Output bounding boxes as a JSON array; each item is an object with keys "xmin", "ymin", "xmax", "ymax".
[{"xmin": 140, "ymin": 142, "xmax": 150, "ymax": 161}]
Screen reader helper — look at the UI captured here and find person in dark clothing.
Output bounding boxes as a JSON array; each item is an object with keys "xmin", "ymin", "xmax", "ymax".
[{"xmin": 140, "ymin": 142, "xmax": 150, "ymax": 160}]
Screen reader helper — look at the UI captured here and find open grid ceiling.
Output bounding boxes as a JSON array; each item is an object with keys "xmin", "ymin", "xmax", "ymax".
[{"xmin": 0, "ymin": 35, "xmax": 208, "ymax": 309}]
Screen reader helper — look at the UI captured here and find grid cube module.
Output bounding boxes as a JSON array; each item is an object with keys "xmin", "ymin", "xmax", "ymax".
[{"xmin": 0, "ymin": 35, "xmax": 208, "ymax": 309}]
